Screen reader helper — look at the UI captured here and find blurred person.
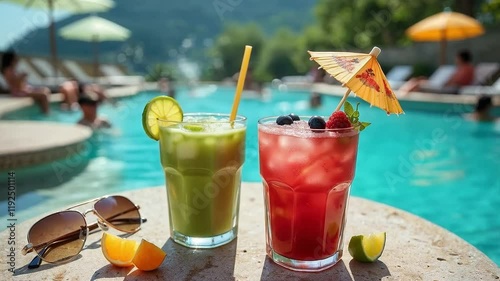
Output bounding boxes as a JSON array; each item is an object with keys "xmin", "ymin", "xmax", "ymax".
[
  {"xmin": 445, "ymin": 50, "xmax": 475, "ymax": 87},
  {"xmin": 60, "ymin": 79, "xmax": 109, "ymax": 106},
  {"xmin": 1, "ymin": 51, "xmax": 50, "ymax": 114},
  {"xmin": 466, "ymin": 95, "xmax": 498, "ymax": 122},
  {"xmin": 233, "ymin": 67, "xmax": 257, "ymax": 91},
  {"xmin": 158, "ymin": 77, "xmax": 168, "ymax": 93},
  {"xmin": 244, "ymin": 67, "xmax": 255, "ymax": 91},
  {"xmin": 310, "ymin": 67, "xmax": 326, "ymax": 108},
  {"xmin": 158, "ymin": 76, "xmax": 176, "ymax": 98},
  {"xmin": 310, "ymin": 92, "xmax": 322, "ymax": 108},
  {"xmin": 232, "ymin": 67, "xmax": 265, "ymax": 98},
  {"xmin": 311, "ymin": 67, "xmax": 326, "ymax": 82},
  {"xmin": 77, "ymin": 92, "xmax": 111, "ymax": 129},
  {"xmin": 400, "ymin": 49, "xmax": 475, "ymax": 95}
]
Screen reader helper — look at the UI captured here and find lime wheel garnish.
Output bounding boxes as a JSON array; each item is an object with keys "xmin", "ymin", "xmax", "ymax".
[{"xmin": 142, "ymin": 96, "xmax": 183, "ymax": 140}]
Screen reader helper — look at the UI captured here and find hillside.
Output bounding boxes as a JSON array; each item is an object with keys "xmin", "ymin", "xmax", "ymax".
[{"xmin": 10, "ymin": 0, "xmax": 316, "ymax": 73}]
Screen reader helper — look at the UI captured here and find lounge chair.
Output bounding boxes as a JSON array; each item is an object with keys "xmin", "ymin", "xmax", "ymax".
[
  {"xmin": 386, "ymin": 65, "xmax": 413, "ymax": 90},
  {"xmin": 30, "ymin": 57, "xmax": 68, "ymax": 85},
  {"xmin": 460, "ymin": 77, "xmax": 500, "ymax": 95},
  {"xmin": 98, "ymin": 64, "xmax": 144, "ymax": 86},
  {"xmin": 282, "ymin": 75, "xmax": 312, "ymax": 84},
  {"xmin": 0, "ymin": 75, "xmax": 8, "ymax": 94},
  {"xmin": 16, "ymin": 59, "xmax": 46, "ymax": 86},
  {"xmin": 419, "ymin": 65, "xmax": 457, "ymax": 94},
  {"xmin": 62, "ymin": 60, "xmax": 95, "ymax": 83},
  {"xmin": 471, "ymin": 63, "xmax": 500, "ymax": 86}
]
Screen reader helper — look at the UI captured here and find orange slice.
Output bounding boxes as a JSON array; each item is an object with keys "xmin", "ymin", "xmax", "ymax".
[
  {"xmin": 132, "ymin": 239, "xmax": 167, "ymax": 271},
  {"xmin": 101, "ymin": 232, "xmax": 139, "ymax": 267}
]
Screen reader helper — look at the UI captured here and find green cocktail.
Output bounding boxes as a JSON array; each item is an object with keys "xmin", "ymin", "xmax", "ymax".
[{"xmin": 158, "ymin": 113, "xmax": 246, "ymax": 248}]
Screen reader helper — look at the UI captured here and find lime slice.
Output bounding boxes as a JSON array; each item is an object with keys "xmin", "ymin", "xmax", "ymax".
[
  {"xmin": 348, "ymin": 232, "xmax": 386, "ymax": 262},
  {"xmin": 183, "ymin": 124, "xmax": 204, "ymax": 132},
  {"xmin": 142, "ymin": 96, "xmax": 183, "ymax": 140}
]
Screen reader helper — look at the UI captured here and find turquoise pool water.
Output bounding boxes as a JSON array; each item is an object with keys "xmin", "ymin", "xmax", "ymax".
[{"xmin": 2, "ymin": 86, "xmax": 499, "ymax": 265}]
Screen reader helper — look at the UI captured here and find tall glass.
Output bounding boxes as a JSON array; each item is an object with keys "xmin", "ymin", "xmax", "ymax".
[
  {"xmin": 158, "ymin": 113, "xmax": 246, "ymax": 248},
  {"xmin": 258, "ymin": 116, "xmax": 359, "ymax": 272}
]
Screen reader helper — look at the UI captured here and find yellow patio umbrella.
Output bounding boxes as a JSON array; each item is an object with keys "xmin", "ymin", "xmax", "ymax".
[
  {"xmin": 309, "ymin": 47, "xmax": 404, "ymax": 115},
  {"xmin": 59, "ymin": 15, "xmax": 130, "ymax": 77},
  {"xmin": 3, "ymin": 0, "xmax": 115, "ymax": 77},
  {"xmin": 406, "ymin": 10, "xmax": 484, "ymax": 65}
]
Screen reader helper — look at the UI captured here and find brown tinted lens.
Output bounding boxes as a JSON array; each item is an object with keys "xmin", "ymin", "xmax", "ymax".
[
  {"xmin": 28, "ymin": 211, "xmax": 87, "ymax": 263},
  {"xmin": 94, "ymin": 196, "xmax": 141, "ymax": 232}
]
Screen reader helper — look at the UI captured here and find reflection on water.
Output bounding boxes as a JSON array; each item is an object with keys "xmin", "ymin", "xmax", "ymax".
[
  {"xmin": 408, "ymin": 147, "xmax": 465, "ymax": 187},
  {"xmin": 0, "ymin": 156, "xmax": 124, "ymax": 223}
]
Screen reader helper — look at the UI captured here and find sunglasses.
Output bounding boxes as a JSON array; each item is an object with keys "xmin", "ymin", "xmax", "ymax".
[{"xmin": 21, "ymin": 195, "xmax": 146, "ymax": 269}]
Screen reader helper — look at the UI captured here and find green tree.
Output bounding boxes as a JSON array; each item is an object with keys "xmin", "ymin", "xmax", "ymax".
[
  {"xmin": 481, "ymin": 0, "xmax": 500, "ymax": 23},
  {"xmin": 204, "ymin": 23, "xmax": 265, "ymax": 81},
  {"xmin": 294, "ymin": 25, "xmax": 332, "ymax": 73},
  {"xmin": 313, "ymin": 0, "xmax": 468, "ymax": 49},
  {"xmin": 254, "ymin": 28, "xmax": 301, "ymax": 81},
  {"xmin": 145, "ymin": 63, "xmax": 180, "ymax": 82}
]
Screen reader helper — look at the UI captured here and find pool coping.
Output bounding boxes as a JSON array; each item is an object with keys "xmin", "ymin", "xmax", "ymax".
[
  {"xmin": 3, "ymin": 83, "xmax": 496, "ymax": 117},
  {"xmin": 310, "ymin": 83, "xmax": 500, "ymax": 107},
  {"xmin": 0, "ymin": 85, "xmax": 142, "ymax": 118},
  {"xmin": 0, "ymin": 85, "xmax": 142, "ymax": 170},
  {"xmin": 0, "ymin": 121, "xmax": 92, "ymax": 170}
]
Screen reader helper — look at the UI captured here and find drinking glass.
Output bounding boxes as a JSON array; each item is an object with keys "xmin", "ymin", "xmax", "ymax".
[
  {"xmin": 158, "ymin": 113, "xmax": 246, "ymax": 248},
  {"xmin": 258, "ymin": 116, "xmax": 359, "ymax": 271}
]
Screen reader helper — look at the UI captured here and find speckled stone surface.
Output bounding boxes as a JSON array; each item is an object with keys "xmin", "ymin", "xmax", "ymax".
[
  {"xmin": 0, "ymin": 97, "xmax": 33, "ymax": 117},
  {"xmin": 0, "ymin": 121, "xmax": 92, "ymax": 170},
  {"xmin": 1, "ymin": 183, "xmax": 498, "ymax": 281}
]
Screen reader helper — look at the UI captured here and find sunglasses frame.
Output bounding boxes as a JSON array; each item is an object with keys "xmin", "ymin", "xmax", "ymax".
[{"xmin": 21, "ymin": 195, "xmax": 144, "ymax": 268}]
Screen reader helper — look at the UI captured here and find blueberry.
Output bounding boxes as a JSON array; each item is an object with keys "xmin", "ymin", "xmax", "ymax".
[
  {"xmin": 288, "ymin": 113, "xmax": 300, "ymax": 121},
  {"xmin": 276, "ymin": 115, "xmax": 294, "ymax": 125},
  {"xmin": 308, "ymin": 116, "xmax": 326, "ymax": 131}
]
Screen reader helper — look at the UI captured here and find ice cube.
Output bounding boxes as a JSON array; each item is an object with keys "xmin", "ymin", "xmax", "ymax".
[
  {"xmin": 298, "ymin": 137, "xmax": 317, "ymax": 152},
  {"xmin": 278, "ymin": 134, "xmax": 295, "ymax": 148},
  {"xmin": 204, "ymin": 137, "xmax": 216, "ymax": 147},
  {"xmin": 176, "ymin": 140, "xmax": 198, "ymax": 159},
  {"xmin": 294, "ymin": 158, "xmax": 327, "ymax": 190}
]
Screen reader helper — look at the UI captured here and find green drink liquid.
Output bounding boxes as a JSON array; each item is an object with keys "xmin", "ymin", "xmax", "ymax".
[{"xmin": 158, "ymin": 114, "xmax": 246, "ymax": 248}]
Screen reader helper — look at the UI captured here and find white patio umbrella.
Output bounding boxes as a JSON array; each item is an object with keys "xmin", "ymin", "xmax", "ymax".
[
  {"xmin": 4, "ymin": 0, "xmax": 115, "ymax": 77},
  {"xmin": 59, "ymin": 15, "xmax": 130, "ymax": 77}
]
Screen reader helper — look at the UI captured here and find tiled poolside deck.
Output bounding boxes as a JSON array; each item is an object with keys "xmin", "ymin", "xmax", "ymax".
[{"xmin": 0, "ymin": 184, "xmax": 498, "ymax": 280}]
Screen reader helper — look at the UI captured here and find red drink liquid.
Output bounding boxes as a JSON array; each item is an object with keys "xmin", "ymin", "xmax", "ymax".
[{"xmin": 258, "ymin": 118, "xmax": 359, "ymax": 271}]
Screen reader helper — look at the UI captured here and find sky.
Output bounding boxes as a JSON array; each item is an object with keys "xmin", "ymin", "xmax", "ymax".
[{"xmin": 0, "ymin": 3, "xmax": 68, "ymax": 50}]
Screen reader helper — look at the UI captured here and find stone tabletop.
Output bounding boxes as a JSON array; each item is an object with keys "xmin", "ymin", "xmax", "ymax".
[{"xmin": 1, "ymin": 183, "xmax": 498, "ymax": 281}]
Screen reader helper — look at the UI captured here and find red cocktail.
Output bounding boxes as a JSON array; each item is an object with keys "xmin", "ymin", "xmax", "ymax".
[{"xmin": 258, "ymin": 116, "xmax": 359, "ymax": 271}]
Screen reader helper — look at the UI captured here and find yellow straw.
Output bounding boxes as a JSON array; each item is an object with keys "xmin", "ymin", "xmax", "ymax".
[{"xmin": 230, "ymin": 45, "xmax": 253, "ymax": 122}]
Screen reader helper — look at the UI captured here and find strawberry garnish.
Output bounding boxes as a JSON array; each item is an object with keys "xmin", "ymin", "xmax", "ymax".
[
  {"xmin": 326, "ymin": 111, "xmax": 352, "ymax": 129},
  {"xmin": 326, "ymin": 101, "xmax": 371, "ymax": 131}
]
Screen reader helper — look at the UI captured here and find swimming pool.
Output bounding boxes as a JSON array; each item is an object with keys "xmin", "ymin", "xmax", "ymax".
[{"xmin": 1, "ymin": 86, "xmax": 499, "ymax": 265}]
